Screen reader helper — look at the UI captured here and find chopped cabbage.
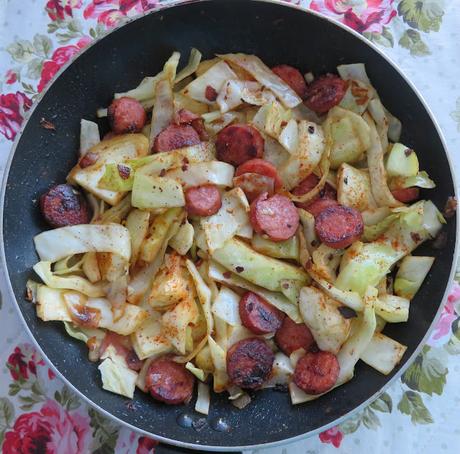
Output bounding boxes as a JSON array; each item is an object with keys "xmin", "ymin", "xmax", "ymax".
[
  {"xmin": 262, "ymin": 134, "xmax": 290, "ymax": 169},
  {"xmin": 337, "ymin": 164, "xmax": 377, "ymax": 211},
  {"xmin": 208, "ymin": 336, "xmax": 229, "ymax": 393},
  {"xmin": 307, "ymin": 263, "xmax": 364, "ymax": 312},
  {"xmin": 162, "ymin": 296, "xmax": 199, "ymax": 355},
  {"xmin": 63, "ymin": 321, "xmax": 104, "ymax": 344},
  {"xmin": 279, "ymin": 279, "xmax": 303, "ymax": 304},
  {"xmin": 131, "ymin": 316, "xmax": 172, "ymax": 360},
  {"xmin": 98, "ymin": 345, "xmax": 138, "ymax": 398},
  {"xmin": 279, "ymin": 119, "xmax": 299, "ymax": 154},
  {"xmin": 175, "ymin": 48, "xmax": 202, "ymax": 84},
  {"xmin": 202, "ymin": 187, "xmax": 250, "ymax": 253},
  {"xmin": 386, "ymin": 143, "xmax": 419, "ymax": 178},
  {"xmin": 250, "ymin": 234, "xmax": 299, "ymax": 261},
  {"xmin": 375, "ymin": 294, "xmax": 410, "ymax": 323},
  {"xmin": 360, "ymin": 332, "xmax": 407, "ymax": 375},
  {"xmin": 148, "ymin": 253, "xmax": 192, "ymax": 309},
  {"xmin": 182, "ymin": 60, "xmax": 237, "ymax": 104},
  {"xmin": 68, "ymin": 134, "xmax": 149, "ymax": 205},
  {"xmin": 80, "ymin": 119, "xmax": 100, "ymax": 157},
  {"xmin": 132, "ymin": 174, "xmax": 185, "ymax": 209},
  {"xmin": 185, "ymin": 362, "xmax": 206, "ymax": 382},
  {"xmin": 299, "ymin": 286, "xmax": 351, "ymax": 354},
  {"xmin": 336, "ymin": 201, "xmax": 441, "ymax": 295},
  {"xmin": 336, "ymin": 286, "xmax": 376, "ymax": 385},
  {"xmin": 149, "ymin": 78, "xmax": 174, "ymax": 147},
  {"xmin": 263, "ymin": 100, "xmax": 292, "ymax": 139},
  {"xmin": 361, "ymin": 207, "xmax": 392, "ymax": 226},
  {"xmin": 327, "ymin": 106, "xmax": 371, "ymax": 169},
  {"xmin": 166, "ymin": 161, "xmax": 234, "ymax": 188},
  {"xmin": 34, "ymin": 224, "xmax": 131, "ymax": 263},
  {"xmin": 33, "ymin": 261, "xmax": 106, "ymax": 297},
  {"xmin": 279, "ymin": 120, "xmax": 325, "ymax": 190},
  {"xmin": 337, "ymin": 63, "xmax": 372, "ymax": 86},
  {"xmin": 299, "ymin": 209, "xmax": 319, "ymax": 254},
  {"xmin": 367, "ymin": 98, "xmax": 389, "ymax": 153},
  {"xmin": 264, "ymin": 352, "xmax": 293, "ymax": 387},
  {"xmin": 195, "ymin": 382, "xmax": 211, "ymax": 415},
  {"xmin": 311, "ymin": 244, "xmax": 343, "ymax": 283},
  {"xmin": 339, "ymin": 80, "xmax": 371, "ymax": 115},
  {"xmin": 394, "ymin": 255, "xmax": 435, "ymax": 300},
  {"xmin": 208, "ymin": 260, "xmax": 302, "ymax": 323},
  {"xmin": 169, "ymin": 221, "xmax": 194, "ymax": 256},
  {"xmin": 218, "ymin": 54, "xmax": 302, "ymax": 108},
  {"xmin": 217, "ymin": 80, "xmax": 270, "ymax": 112},
  {"xmin": 391, "ymin": 171, "xmax": 435, "ymax": 190},
  {"xmin": 125, "ymin": 209, "xmax": 150, "ymax": 266},
  {"xmin": 211, "ymin": 286, "xmax": 242, "ymax": 327},
  {"xmin": 363, "ymin": 113, "xmax": 402, "ymax": 207},
  {"xmin": 362, "ymin": 213, "xmax": 399, "ymax": 242},
  {"xmin": 212, "ymin": 238, "xmax": 309, "ymax": 292}
]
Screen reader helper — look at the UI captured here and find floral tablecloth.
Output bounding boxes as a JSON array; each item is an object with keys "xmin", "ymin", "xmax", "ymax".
[{"xmin": 0, "ymin": 1, "xmax": 459, "ymax": 453}]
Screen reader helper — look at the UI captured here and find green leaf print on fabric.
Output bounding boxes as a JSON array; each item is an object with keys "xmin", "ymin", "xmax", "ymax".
[
  {"xmin": 0, "ymin": 397, "xmax": 14, "ymax": 447},
  {"xmin": 32, "ymin": 35, "xmax": 52, "ymax": 58},
  {"xmin": 401, "ymin": 345, "xmax": 447, "ymax": 396},
  {"xmin": 362, "ymin": 407, "xmax": 381, "ymax": 430},
  {"xmin": 89, "ymin": 408, "xmax": 119, "ymax": 454},
  {"xmin": 340, "ymin": 413, "xmax": 362, "ymax": 434},
  {"xmin": 450, "ymin": 98, "xmax": 460, "ymax": 133},
  {"xmin": 364, "ymin": 27, "xmax": 395, "ymax": 48},
  {"xmin": 398, "ymin": 390, "xmax": 433, "ymax": 424},
  {"xmin": 445, "ymin": 318, "xmax": 460, "ymax": 354},
  {"xmin": 399, "ymin": 29, "xmax": 430, "ymax": 56},
  {"xmin": 54, "ymin": 385, "xmax": 81, "ymax": 411},
  {"xmin": 6, "ymin": 40, "xmax": 35, "ymax": 64},
  {"xmin": 398, "ymin": 0, "xmax": 444, "ymax": 33},
  {"xmin": 370, "ymin": 392, "xmax": 393, "ymax": 413}
]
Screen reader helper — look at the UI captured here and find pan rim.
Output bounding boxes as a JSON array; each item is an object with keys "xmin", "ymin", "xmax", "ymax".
[{"xmin": 0, "ymin": 0, "xmax": 458, "ymax": 451}]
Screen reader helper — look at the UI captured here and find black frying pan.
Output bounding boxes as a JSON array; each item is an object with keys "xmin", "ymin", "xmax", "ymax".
[{"xmin": 1, "ymin": 0, "xmax": 457, "ymax": 451}]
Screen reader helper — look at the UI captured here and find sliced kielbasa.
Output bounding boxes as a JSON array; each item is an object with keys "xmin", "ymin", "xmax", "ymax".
[
  {"xmin": 185, "ymin": 184, "xmax": 222, "ymax": 217},
  {"xmin": 249, "ymin": 192, "xmax": 299, "ymax": 242},
  {"xmin": 304, "ymin": 74, "xmax": 347, "ymax": 114},
  {"xmin": 226, "ymin": 338, "xmax": 274, "ymax": 389},
  {"xmin": 315, "ymin": 205, "xmax": 363, "ymax": 249},
  {"xmin": 272, "ymin": 64, "xmax": 308, "ymax": 99},
  {"xmin": 174, "ymin": 108, "xmax": 209, "ymax": 141},
  {"xmin": 152, "ymin": 124, "xmax": 201, "ymax": 153},
  {"xmin": 146, "ymin": 357, "xmax": 195, "ymax": 405},
  {"xmin": 239, "ymin": 292, "xmax": 285, "ymax": 335},
  {"xmin": 233, "ymin": 173, "xmax": 275, "ymax": 203},
  {"xmin": 235, "ymin": 158, "xmax": 282, "ymax": 190},
  {"xmin": 107, "ymin": 97, "xmax": 146, "ymax": 134},
  {"xmin": 275, "ymin": 317, "xmax": 315, "ymax": 355},
  {"xmin": 391, "ymin": 187, "xmax": 420, "ymax": 203},
  {"xmin": 293, "ymin": 351, "xmax": 340, "ymax": 395},
  {"xmin": 216, "ymin": 124, "xmax": 264, "ymax": 167},
  {"xmin": 40, "ymin": 184, "xmax": 90, "ymax": 228},
  {"xmin": 292, "ymin": 174, "xmax": 338, "ymax": 216}
]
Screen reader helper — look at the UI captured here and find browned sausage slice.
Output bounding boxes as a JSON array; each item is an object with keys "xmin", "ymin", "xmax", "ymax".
[
  {"xmin": 235, "ymin": 158, "xmax": 282, "ymax": 190},
  {"xmin": 107, "ymin": 97, "xmax": 146, "ymax": 134},
  {"xmin": 233, "ymin": 173, "xmax": 275, "ymax": 203},
  {"xmin": 391, "ymin": 187, "xmax": 420, "ymax": 203},
  {"xmin": 226, "ymin": 338, "xmax": 274, "ymax": 389},
  {"xmin": 315, "ymin": 205, "xmax": 363, "ymax": 249},
  {"xmin": 272, "ymin": 65, "xmax": 308, "ymax": 99},
  {"xmin": 153, "ymin": 124, "xmax": 201, "ymax": 153},
  {"xmin": 40, "ymin": 184, "xmax": 90, "ymax": 228},
  {"xmin": 146, "ymin": 357, "xmax": 195, "ymax": 405},
  {"xmin": 304, "ymin": 74, "xmax": 348, "ymax": 114},
  {"xmin": 249, "ymin": 192, "xmax": 299, "ymax": 242},
  {"xmin": 216, "ymin": 124, "xmax": 264, "ymax": 167},
  {"xmin": 293, "ymin": 351, "xmax": 340, "ymax": 395},
  {"xmin": 239, "ymin": 292, "xmax": 285, "ymax": 335},
  {"xmin": 291, "ymin": 174, "xmax": 338, "ymax": 215},
  {"xmin": 174, "ymin": 108, "xmax": 209, "ymax": 141},
  {"xmin": 275, "ymin": 317, "xmax": 315, "ymax": 355},
  {"xmin": 185, "ymin": 184, "xmax": 222, "ymax": 217}
]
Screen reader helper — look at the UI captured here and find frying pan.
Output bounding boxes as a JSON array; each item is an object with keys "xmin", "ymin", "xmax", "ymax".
[{"xmin": 1, "ymin": 0, "xmax": 457, "ymax": 451}]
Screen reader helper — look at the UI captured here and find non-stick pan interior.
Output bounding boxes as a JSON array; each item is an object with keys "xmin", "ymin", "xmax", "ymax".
[{"xmin": 2, "ymin": 0, "xmax": 456, "ymax": 449}]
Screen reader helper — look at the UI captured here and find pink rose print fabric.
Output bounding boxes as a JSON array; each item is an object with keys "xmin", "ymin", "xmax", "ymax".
[{"xmin": 310, "ymin": 0, "xmax": 397, "ymax": 33}]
